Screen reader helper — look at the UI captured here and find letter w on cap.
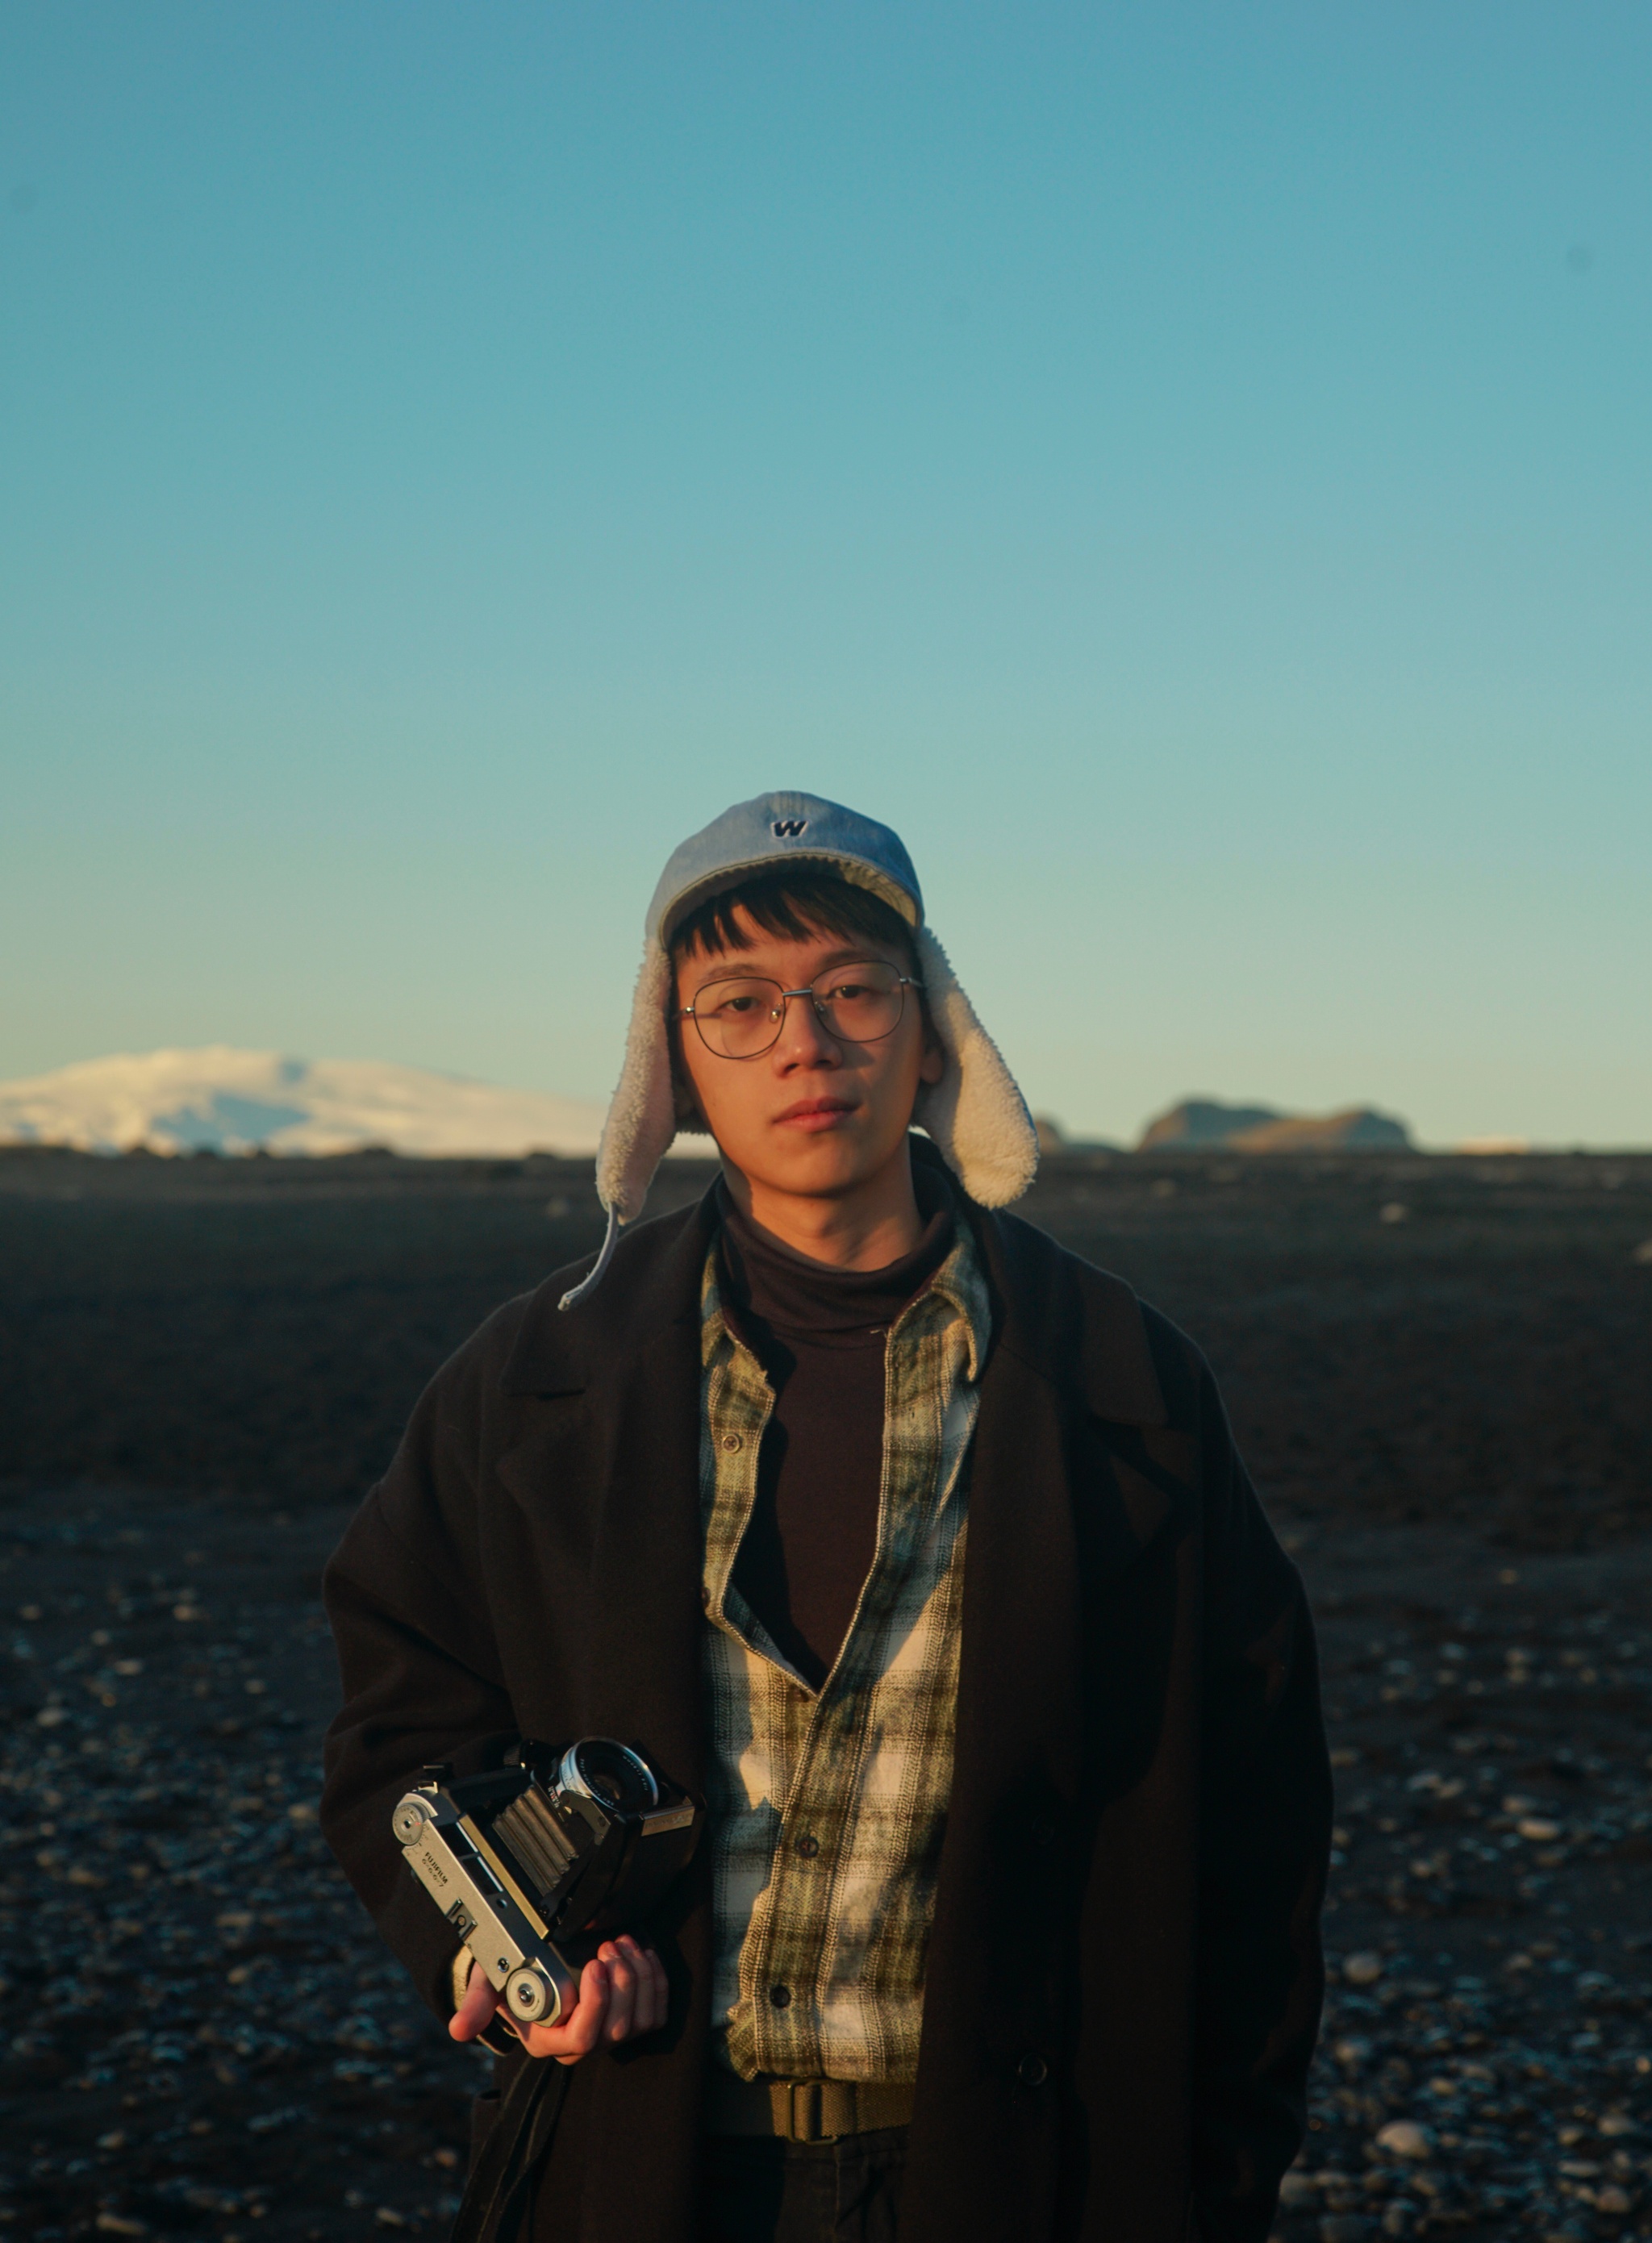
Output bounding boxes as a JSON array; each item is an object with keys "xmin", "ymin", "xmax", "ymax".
[{"xmin": 772, "ymin": 818, "xmax": 808, "ymax": 838}]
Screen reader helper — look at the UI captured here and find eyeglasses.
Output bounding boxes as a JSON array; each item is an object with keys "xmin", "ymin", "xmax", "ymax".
[{"xmin": 678, "ymin": 958, "xmax": 924, "ymax": 1061}]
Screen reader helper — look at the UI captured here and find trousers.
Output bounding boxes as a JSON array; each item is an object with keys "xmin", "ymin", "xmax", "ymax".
[{"xmin": 698, "ymin": 2127, "xmax": 909, "ymax": 2243}]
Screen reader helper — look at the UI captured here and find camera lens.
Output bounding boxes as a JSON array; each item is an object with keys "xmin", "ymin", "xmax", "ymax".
[{"xmin": 558, "ymin": 1739, "xmax": 659, "ymax": 1815}]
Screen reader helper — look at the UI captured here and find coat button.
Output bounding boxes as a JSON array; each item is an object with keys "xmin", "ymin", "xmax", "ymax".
[
  {"xmin": 795, "ymin": 1832, "xmax": 820, "ymax": 1860},
  {"xmin": 1031, "ymin": 1816, "xmax": 1058, "ymax": 1848},
  {"xmin": 720, "ymin": 1433, "xmax": 742, "ymax": 1452},
  {"xmin": 769, "ymin": 1983, "xmax": 792, "ymax": 2008},
  {"xmin": 1016, "ymin": 2052, "xmax": 1049, "ymax": 2088}
]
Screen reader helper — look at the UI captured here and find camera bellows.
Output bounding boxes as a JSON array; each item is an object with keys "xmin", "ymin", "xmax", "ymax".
[{"xmin": 495, "ymin": 1786, "xmax": 578, "ymax": 1896}]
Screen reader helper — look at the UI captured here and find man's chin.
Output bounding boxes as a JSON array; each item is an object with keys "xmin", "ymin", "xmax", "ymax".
[{"xmin": 736, "ymin": 1132, "xmax": 899, "ymax": 1202}]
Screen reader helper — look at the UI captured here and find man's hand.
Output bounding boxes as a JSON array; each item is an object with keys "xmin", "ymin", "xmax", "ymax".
[{"xmin": 448, "ymin": 1937, "xmax": 669, "ymax": 2065}]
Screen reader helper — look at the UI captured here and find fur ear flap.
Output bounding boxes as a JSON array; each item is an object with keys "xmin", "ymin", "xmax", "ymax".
[
  {"xmin": 912, "ymin": 925, "xmax": 1040, "ymax": 1207},
  {"xmin": 594, "ymin": 944, "xmax": 678, "ymax": 1222}
]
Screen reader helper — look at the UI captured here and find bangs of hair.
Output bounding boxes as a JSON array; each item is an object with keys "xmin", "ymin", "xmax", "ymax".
[{"xmin": 670, "ymin": 870, "xmax": 917, "ymax": 969}]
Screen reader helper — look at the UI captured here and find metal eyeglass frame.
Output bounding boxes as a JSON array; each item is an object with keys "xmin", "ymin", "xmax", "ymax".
[{"xmin": 677, "ymin": 960, "xmax": 925, "ymax": 1061}]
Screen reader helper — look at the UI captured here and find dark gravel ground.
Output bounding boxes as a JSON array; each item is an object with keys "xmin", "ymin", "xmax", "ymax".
[
  {"xmin": 1283, "ymin": 1523, "xmax": 1652, "ymax": 2242},
  {"xmin": 1, "ymin": 1489, "xmax": 478, "ymax": 2241},
  {"xmin": 2, "ymin": 1148, "xmax": 1650, "ymax": 2240},
  {"xmin": 2, "ymin": 1145, "xmax": 1650, "ymax": 1546}
]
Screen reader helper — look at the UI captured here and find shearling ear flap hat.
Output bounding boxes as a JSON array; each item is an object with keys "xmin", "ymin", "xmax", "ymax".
[{"xmin": 561, "ymin": 790, "xmax": 1038, "ymax": 1307}]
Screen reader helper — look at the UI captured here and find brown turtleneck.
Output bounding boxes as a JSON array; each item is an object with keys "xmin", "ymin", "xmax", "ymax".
[{"xmin": 715, "ymin": 1172, "xmax": 954, "ymax": 1690}]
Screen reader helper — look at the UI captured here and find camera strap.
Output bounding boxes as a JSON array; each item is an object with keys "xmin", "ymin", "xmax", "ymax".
[{"xmin": 449, "ymin": 2053, "xmax": 569, "ymax": 2243}]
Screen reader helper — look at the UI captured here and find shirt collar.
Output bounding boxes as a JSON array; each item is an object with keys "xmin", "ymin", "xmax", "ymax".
[{"xmin": 701, "ymin": 1207, "xmax": 989, "ymax": 1385}]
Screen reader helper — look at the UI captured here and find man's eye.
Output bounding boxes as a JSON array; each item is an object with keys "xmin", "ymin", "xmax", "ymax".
[
  {"xmin": 827, "ymin": 982, "xmax": 874, "ymax": 1002},
  {"xmin": 711, "ymin": 993, "xmax": 762, "ymax": 1016}
]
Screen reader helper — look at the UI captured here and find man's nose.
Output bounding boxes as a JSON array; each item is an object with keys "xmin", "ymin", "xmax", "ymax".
[{"xmin": 773, "ymin": 991, "xmax": 840, "ymax": 1065}]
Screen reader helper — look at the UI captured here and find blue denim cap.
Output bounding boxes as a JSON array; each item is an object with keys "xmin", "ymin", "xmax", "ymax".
[
  {"xmin": 647, "ymin": 790, "xmax": 923, "ymax": 948},
  {"xmin": 560, "ymin": 790, "xmax": 1037, "ymax": 1307}
]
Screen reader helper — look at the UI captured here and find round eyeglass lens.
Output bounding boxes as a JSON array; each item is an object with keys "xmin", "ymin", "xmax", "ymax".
[
  {"xmin": 814, "ymin": 964, "xmax": 904, "ymax": 1042},
  {"xmin": 690, "ymin": 978, "xmax": 787, "ymax": 1057}
]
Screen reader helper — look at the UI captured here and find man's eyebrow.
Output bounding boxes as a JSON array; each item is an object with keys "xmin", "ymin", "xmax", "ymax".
[
  {"xmin": 695, "ymin": 944, "xmax": 897, "ymax": 981},
  {"xmin": 808, "ymin": 946, "xmax": 896, "ymax": 972}
]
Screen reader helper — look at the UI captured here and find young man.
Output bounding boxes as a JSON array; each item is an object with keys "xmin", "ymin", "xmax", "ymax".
[{"xmin": 321, "ymin": 792, "xmax": 1330, "ymax": 2243}]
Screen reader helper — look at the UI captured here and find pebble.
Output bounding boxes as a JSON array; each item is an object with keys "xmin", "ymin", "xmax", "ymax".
[{"xmin": 1375, "ymin": 2121, "xmax": 1434, "ymax": 2161}]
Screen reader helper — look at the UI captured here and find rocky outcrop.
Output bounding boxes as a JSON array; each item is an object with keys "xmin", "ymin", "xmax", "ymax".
[{"xmin": 1139, "ymin": 1098, "xmax": 1413, "ymax": 1153}]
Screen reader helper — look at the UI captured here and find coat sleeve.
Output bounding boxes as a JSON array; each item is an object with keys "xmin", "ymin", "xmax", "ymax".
[
  {"xmin": 1190, "ymin": 1365, "xmax": 1333, "ymax": 2243},
  {"xmin": 319, "ymin": 1352, "xmax": 521, "ymax": 2025}
]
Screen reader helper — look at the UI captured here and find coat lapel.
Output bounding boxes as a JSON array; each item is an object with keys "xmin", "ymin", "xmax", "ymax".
[
  {"xmin": 902, "ymin": 1199, "xmax": 1181, "ymax": 2241},
  {"xmin": 498, "ymin": 1188, "xmax": 716, "ymax": 1793}
]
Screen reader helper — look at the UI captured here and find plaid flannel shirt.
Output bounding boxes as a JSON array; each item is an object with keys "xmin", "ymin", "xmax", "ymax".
[{"xmin": 698, "ymin": 1218, "xmax": 991, "ymax": 2083}]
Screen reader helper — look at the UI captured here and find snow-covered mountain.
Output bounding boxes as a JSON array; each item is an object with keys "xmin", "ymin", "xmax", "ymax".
[{"xmin": 0, "ymin": 1048, "xmax": 614, "ymax": 1158}]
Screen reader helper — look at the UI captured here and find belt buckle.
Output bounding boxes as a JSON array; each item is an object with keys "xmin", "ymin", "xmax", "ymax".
[
  {"xmin": 783, "ymin": 2079, "xmax": 826, "ymax": 2141},
  {"xmin": 769, "ymin": 2078, "xmax": 857, "ymax": 2142}
]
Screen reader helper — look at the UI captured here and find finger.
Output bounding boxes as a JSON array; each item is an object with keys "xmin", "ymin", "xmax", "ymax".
[
  {"xmin": 599, "ymin": 1941, "xmax": 637, "ymax": 2045},
  {"xmin": 620, "ymin": 1938, "xmax": 665, "ymax": 2034},
  {"xmin": 641, "ymin": 1946, "xmax": 669, "ymax": 2033},
  {"xmin": 448, "ymin": 1964, "xmax": 503, "ymax": 2045},
  {"xmin": 546, "ymin": 1956, "xmax": 611, "ymax": 2066}
]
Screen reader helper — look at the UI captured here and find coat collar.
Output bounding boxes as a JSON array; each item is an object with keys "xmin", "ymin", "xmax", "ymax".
[
  {"xmin": 971, "ymin": 1202, "xmax": 1168, "ymax": 1429},
  {"xmin": 498, "ymin": 1183, "xmax": 720, "ymax": 1400},
  {"xmin": 499, "ymin": 1139, "xmax": 1168, "ymax": 1432}
]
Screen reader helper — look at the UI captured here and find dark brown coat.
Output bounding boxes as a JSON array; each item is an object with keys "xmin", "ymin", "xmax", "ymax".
[{"xmin": 321, "ymin": 1152, "xmax": 1330, "ymax": 2242}]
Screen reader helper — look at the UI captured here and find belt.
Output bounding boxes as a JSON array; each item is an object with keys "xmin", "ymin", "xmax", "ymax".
[{"xmin": 704, "ymin": 2068, "xmax": 916, "ymax": 2143}]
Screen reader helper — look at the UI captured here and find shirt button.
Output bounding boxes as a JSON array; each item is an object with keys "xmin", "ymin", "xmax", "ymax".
[
  {"xmin": 720, "ymin": 1433, "xmax": 742, "ymax": 1453},
  {"xmin": 795, "ymin": 1833, "xmax": 820, "ymax": 1860},
  {"xmin": 769, "ymin": 1983, "xmax": 792, "ymax": 2009},
  {"xmin": 1016, "ymin": 2052, "xmax": 1049, "ymax": 2088}
]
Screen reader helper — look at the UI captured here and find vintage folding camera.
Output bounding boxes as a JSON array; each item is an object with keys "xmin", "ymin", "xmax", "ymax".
[{"xmin": 393, "ymin": 1737, "xmax": 701, "ymax": 2030}]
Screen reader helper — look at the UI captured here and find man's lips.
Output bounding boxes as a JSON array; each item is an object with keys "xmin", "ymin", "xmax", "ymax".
[{"xmin": 774, "ymin": 1097, "xmax": 857, "ymax": 1132}]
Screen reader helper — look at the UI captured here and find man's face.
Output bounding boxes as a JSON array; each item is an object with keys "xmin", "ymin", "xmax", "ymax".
[{"xmin": 673, "ymin": 907, "xmax": 943, "ymax": 1207}]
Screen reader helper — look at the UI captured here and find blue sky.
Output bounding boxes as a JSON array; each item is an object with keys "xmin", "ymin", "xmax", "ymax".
[{"xmin": 2, "ymin": 2, "xmax": 1647, "ymax": 1146}]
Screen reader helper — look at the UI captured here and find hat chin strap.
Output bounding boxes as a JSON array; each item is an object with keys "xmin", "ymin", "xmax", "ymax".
[
  {"xmin": 557, "ymin": 1202, "xmax": 622, "ymax": 1311},
  {"xmin": 561, "ymin": 926, "xmax": 1039, "ymax": 1309}
]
